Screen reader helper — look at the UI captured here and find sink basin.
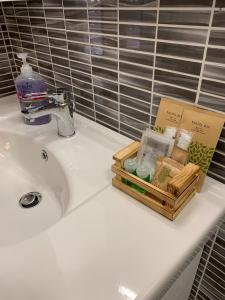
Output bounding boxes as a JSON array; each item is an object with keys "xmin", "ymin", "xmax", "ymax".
[{"xmin": 0, "ymin": 131, "xmax": 69, "ymax": 247}]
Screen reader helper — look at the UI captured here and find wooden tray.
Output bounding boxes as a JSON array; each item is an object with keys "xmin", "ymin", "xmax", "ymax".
[{"xmin": 112, "ymin": 141, "xmax": 199, "ymax": 221}]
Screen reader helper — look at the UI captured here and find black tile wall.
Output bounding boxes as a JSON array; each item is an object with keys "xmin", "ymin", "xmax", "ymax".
[
  {"xmin": 0, "ymin": 3, "xmax": 16, "ymax": 97},
  {"xmin": 0, "ymin": 1, "xmax": 225, "ymax": 299}
]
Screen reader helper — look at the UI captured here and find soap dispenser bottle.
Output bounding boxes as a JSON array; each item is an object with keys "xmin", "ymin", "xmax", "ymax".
[{"xmin": 15, "ymin": 52, "xmax": 50, "ymax": 125}]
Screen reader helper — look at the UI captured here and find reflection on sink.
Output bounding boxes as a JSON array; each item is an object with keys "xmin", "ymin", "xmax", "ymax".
[{"xmin": 0, "ymin": 131, "xmax": 69, "ymax": 247}]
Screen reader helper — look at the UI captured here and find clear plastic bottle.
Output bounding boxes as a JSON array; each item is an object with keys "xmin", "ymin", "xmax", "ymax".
[{"xmin": 15, "ymin": 53, "xmax": 50, "ymax": 125}]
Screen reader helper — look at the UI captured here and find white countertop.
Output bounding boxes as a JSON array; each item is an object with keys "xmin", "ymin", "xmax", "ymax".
[{"xmin": 0, "ymin": 95, "xmax": 225, "ymax": 300}]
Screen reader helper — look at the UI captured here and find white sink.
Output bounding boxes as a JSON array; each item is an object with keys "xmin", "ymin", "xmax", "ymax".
[{"xmin": 0, "ymin": 131, "xmax": 69, "ymax": 247}]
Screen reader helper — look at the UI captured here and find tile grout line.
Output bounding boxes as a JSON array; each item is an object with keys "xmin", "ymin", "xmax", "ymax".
[
  {"xmin": 195, "ymin": 0, "xmax": 216, "ymax": 105},
  {"xmin": 41, "ymin": 0, "xmax": 56, "ymax": 89},
  {"xmin": 118, "ymin": 0, "xmax": 120, "ymax": 133},
  {"xmin": 62, "ymin": 2, "xmax": 75, "ymax": 105},
  {"xmin": 25, "ymin": 0, "xmax": 41, "ymax": 76},
  {"xmin": 86, "ymin": 1, "xmax": 96, "ymax": 122},
  {"xmin": 1, "ymin": 2, "xmax": 17, "ymax": 82}
]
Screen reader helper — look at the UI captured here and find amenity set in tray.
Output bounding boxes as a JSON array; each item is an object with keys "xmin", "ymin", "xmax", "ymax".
[{"xmin": 112, "ymin": 98, "xmax": 225, "ymax": 220}]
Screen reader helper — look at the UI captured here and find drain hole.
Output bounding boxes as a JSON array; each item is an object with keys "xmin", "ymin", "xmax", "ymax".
[{"xmin": 19, "ymin": 192, "xmax": 42, "ymax": 208}]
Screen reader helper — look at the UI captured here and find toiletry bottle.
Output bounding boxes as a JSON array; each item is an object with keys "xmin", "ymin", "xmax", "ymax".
[
  {"xmin": 135, "ymin": 162, "xmax": 150, "ymax": 194},
  {"xmin": 123, "ymin": 157, "xmax": 137, "ymax": 186},
  {"xmin": 164, "ymin": 127, "xmax": 177, "ymax": 157},
  {"xmin": 171, "ymin": 129, "xmax": 192, "ymax": 165},
  {"xmin": 15, "ymin": 53, "xmax": 50, "ymax": 125}
]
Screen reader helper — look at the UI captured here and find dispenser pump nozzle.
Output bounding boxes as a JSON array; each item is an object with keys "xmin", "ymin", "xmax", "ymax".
[{"xmin": 17, "ymin": 52, "xmax": 33, "ymax": 74}]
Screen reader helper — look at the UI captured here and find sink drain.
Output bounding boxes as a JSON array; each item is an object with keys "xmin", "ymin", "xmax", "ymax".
[{"xmin": 19, "ymin": 192, "xmax": 42, "ymax": 208}]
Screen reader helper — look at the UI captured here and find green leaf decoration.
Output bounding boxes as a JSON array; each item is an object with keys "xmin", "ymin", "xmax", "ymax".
[
  {"xmin": 154, "ymin": 125, "xmax": 165, "ymax": 134},
  {"xmin": 188, "ymin": 141, "xmax": 215, "ymax": 173}
]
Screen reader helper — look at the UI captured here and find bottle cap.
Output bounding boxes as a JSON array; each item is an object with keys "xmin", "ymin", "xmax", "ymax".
[
  {"xmin": 17, "ymin": 52, "xmax": 33, "ymax": 74},
  {"xmin": 136, "ymin": 162, "xmax": 150, "ymax": 179},
  {"xmin": 124, "ymin": 158, "xmax": 137, "ymax": 173}
]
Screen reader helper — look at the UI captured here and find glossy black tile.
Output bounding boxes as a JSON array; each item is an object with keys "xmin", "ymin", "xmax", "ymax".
[
  {"xmin": 93, "ymin": 76, "xmax": 118, "ymax": 92},
  {"xmin": 212, "ymin": 151, "xmax": 225, "ymax": 165},
  {"xmin": 74, "ymin": 88, "xmax": 93, "ymax": 101},
  {"xmin": 206, "ymin": 48, "xmax": 225, "ymax": 64},
  {"xmin": 68, "ymin": 41, "xmax": 90, "ymax": 54},
  {"xmin": 72, "ymin": 78, "xmax": 92, "ymax": 92},
  {"xmin": 32, "ymin": 27, "xmax": 47, "ymax": 36},
  {"xmin": 120, "ymin": 10, "xmax": 156, "ymax": 23},
  {"xmin": 51, "ymin": 47, "xmax": 68, "ymax": 58},
  {"xmin": 64, "ymin": 9, "xmax": 87, "ymax": 19},
  {"xmin": 120, "ymin": 84, "xmax": 151, "ymax": 102},
  {"xmin": 95, "ymin": 95, "xmax": 118, "ymax": 110},
  {"xmin": 46, "ymin": 19, "xmax": 65, "ymax": 29},
  {"xmin": 120, "ymin": 122, "xmax": 142, "ymax": 139},
  {"xmin": 92, "ymin": 66, "xmax": 118, "ymax": 81},
  {"xmin": 209, "ymin": 162, "xmax": 225, "ymax": 179},
  {"xmin": 158, "ymin": 27, "xmax": 208, "ymax": 44},
  {"xmin": 120, "ymin": 104, "xmax": 150, "ymax": 123},
  {"xmin": 120, "ymin": 61, "xmax": 152, "ymax": 78},
  {"xmin": 96, "ymin": 104, "xmax": 118, "ymax": 120},
  {"xmin": 203, "ymin": 64, "xmax": 225, "ymax": 82},
  {"xmin": 70, "ymin": 60, "xmax": 91, "ymax": 74},
  {"xmin": 209, "ymin": 30, "xmax": 225, "ymax": 46},
  {"xmin": 90, "ymin": 34, "xmax": 117, "ymax": 47},
  {"xmin": 49, "ymin": 38, "xmax": 67, "ymax": 49},
  {"xmin": 120, "ymin": 24, "xmax": 155, "ymax": 38},
  {"xmin": 96, "ymin": 114, "xmax": 118, "ymax": 131},
  {"xmin": 67, "ymin": 31, "xmax": 89, "ymax": 43},
  {"xmin": 120, "ymin": 114, "xmax": 147, "ymax": 132},
  {"xmin": 160, "ymin": 0, "xmax": 213, "ymax": 6},
  {"xmin": 92, "ymin": 56, "xmax": 118, "ymax": 70},
  {"xmin": 120, "ymin": 94, "xmax": 150, "ymax": 113},
  {"xmin": 69, "ymin": 51, "xmax": 90, "ymax": 64},
  {"xmin": 91, "ymin": 46, "xmax": 117, "ymax": 59},
  {"xmin": 76, "ymin": 103, "xmax": 95, "ymax": 119},
  {"xmin": 66, "ymin": 20, "xmax": 88, "ymax": 31},
  {"xmin": 45, "ymin": 9, "xmax": 64, "ymax": 18},
  {"xmin": 94, "ymin": 86, "xmax": 118, "ymax": 101},
  {"xmin": 155, "ymin": 69, "xmax": 199, "ymax": 90},
  {"xmin": 75, "ymin": 95, "xmax": 94, "ymax": 109},
  {"xmin": 216, "ymin": 0, "xmax": 225, "ymax": 7},
  {"xmin": 154, "ymin": 82, "xmax": 196, "ymax": 102},
  {"xmin": 212, "ymin": 11, "xmax": 225, "ymax": 27},
  {"xmin": 159, "ymin": 11, "xmax": 210, "ymax": 26},
  {"xmin": 157, "ymin": 42, "xmax": 204, "ymax": 60},
  {"xmin": 156, "ymin": 56, "xmax": 201, "ymax": 75},
  {"xmin": 89, "ymin": 10, "xmax": 117, "ymax": 22},
  {"xmin": 89, "ymin": 22, "xmax": 117, "ymax": 35},
  {"xmin": 120, "ymin": 50, "xmax": 154, "ymax": 66},
  {"xmin": 28, "ymin": 9, "xmax": 45, "ymax": 18},
  {"xmin": 119, "ymin": 37, "xmax": 155, "ymax": 53},
  {"xmin": 30, "ymin": 18, "xmax": 46, "ymax": 27},
  {"xmin": 71, "ymin": 70, "xmax": 92, "ymax": 83},
  {"xmin": 201, "ymin": 79, "xmax": 225, "ymax": 99},
  {"xmin": 88, "ymin": 0, "xmax": 117, "ymax": 7},
  {"xmin": 52, "ymin": 56, "xmax": 70, "ymax": 68},
  {"xmin": 14, "ymin": 8, "xmax": 28, "ymax": 16},
  {"xmin": 54, "ymin": 64, "xmax": 71, "ymax": 77},
  {"xmin": 44, "ymin": 0, "xmax": 63, "ymax": 6},
  {"xmin": 198, "ymin": 93, "xmax": 225, "ymax": 112},
  {"xmin": 120, "ymin": 73, "xmax": 152, "ymax": 91},
  {"xmin": 63, "ymin": 0, "xmax": 87, "ymax": 7},
  {"xmin": 119, "ymin": 0, "xmax": 157, "ymax": 7},
  {"xmin": 49, "ymin": 29, "xmax": 66, "ymax": 40}
]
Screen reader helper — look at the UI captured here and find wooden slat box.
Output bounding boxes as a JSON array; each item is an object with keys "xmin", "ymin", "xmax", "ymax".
[{"xmin": 112, "ymin": 141, "xmax": 199, "ymax": 221}]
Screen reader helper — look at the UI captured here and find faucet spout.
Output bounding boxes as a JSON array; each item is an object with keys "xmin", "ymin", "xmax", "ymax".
[{"xmin": 22, "ymin": 90, "xmax": 75, "ymax": 138}]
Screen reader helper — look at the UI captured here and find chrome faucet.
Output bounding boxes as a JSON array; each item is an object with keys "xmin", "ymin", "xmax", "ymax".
[{"xmin": 22, "ymin": 89, "xmax": 75, "ymax": 138}]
